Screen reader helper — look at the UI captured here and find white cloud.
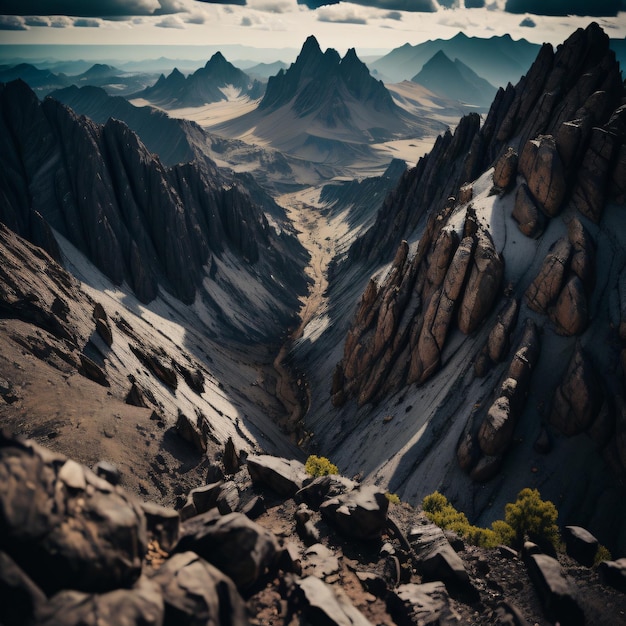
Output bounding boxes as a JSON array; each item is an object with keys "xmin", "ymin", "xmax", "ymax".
[
  {"xmin": 23, "ymin": 16, "xmax": 50, "ymax": 26},
  {"xmin": 50, "ymin": 16, "xmax": 74, "ymax": 28},
  {"xmin": 0, "ymin": 15, "xmax": 28, "ymax": 30},
  {"xmin": 74, "ymin": 18, "xmax": 102, "ymax": 27},
  {"xmin": 155, "ymin": 14, "xmax": 186, "ymax": 27},
  {"xmin": 317, "ymin": 7, "xmax": 368, "ymax": 23}
]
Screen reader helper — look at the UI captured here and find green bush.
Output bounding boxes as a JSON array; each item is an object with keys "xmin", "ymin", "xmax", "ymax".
[
  {"xmin": 385, "ymin": 492, "xmax": 401, "ymax": 505},
  {"xmin": 594, "ymin": 544, "xmax": 612, "ymax": 567},
  {"xmin": 504, "ymin": 488, "xmax": 560, "ymax": 549},
  {"xmin": 304, "ymin": 455, "xmax": 338, "ymax": 477},
  {"xmin": 422, "ymin": 491, "xmax": 518, "ymax": 549}
]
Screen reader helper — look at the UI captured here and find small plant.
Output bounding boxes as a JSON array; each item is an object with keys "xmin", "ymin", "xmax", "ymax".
[
  {"xmin": 385, "ymin": 492, "xmax": 401, "ymax": 505},
  {"xmin": 422, "ymin": 491, "xmax": 516, "ymax": 549},
  {"xmin": 304, "ymin": 454, "xmax": 338, "ymax": 477},
  {"xmin": 594, "ymin": 544, "xmax": 612, "ymax": 567},
  {"xmin": 504, "ymin": 488, "xmax": 560, "ymax": 549}
]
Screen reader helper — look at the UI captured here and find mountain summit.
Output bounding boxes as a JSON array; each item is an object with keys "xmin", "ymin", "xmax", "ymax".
[
  {"xmin": 139, "ymin": 52, "xmax": 263, "ymax": 108},
  {"xmin": 261, "ymin": 35, "xmax": 397, "ymax": 124},
  {"xmin": 412, "ymin": 50, "xmax": 497, "ymax": 108}
]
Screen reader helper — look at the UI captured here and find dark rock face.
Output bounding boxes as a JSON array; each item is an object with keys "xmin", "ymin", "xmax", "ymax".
[
  {"xmin": 139, "ymin": 52, "xmax": 263, "ymax": 108},
  {"xmin": 0, "ymin": 79, "xmax": 308, "ymax": 314}
]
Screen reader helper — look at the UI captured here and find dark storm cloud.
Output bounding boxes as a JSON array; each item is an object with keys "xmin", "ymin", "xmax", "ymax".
[
  {"xmin": 385, "ymin": 11, "xmax": 402, "ymax": 20},
  {"xmin": 519, "ymin": 16, "xmax": 536, "ymax": 27},
  {"xmin": 465, "ymin": 0, "xmax": 485, "ymax": 7},
  {"xmin": 504, "ymin": 0, "xmax": 622, "ymax": 17},
  {"xmin": 298, "ymin": 0, "xmax": 437, "ymax": 10},
  {"xmin": 0, "ymin": 1, "xmax": 181, "ymax": 17}
]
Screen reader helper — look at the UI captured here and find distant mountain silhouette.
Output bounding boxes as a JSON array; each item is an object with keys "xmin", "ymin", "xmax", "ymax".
[
  {"xmin": 0, "ymin": 63, "xmax": 69, "ymax": 92},
  {"xmin": 245, "ymin": 60, "xmax": 288, "ymax": 80},
  {"xmin": 260, "ymin": 35, "xmax": 401, "ymax": 131},
  {"xmin": 371, "ymin": 32, "xmax": 540, "ymax": 87},
  {"xmin": 137, "ymin": 52, "xmax": 263, "ymax": 108},
  {"xmin": 411, "ymin": 50, "xmax": 497, "ymax": 108}
]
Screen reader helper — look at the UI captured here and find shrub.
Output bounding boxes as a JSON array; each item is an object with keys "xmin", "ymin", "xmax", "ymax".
[
  {"xmin": 594, "ymin": 544, "xmax": 612, "ymax": 567},
  {"xmin": 385, "ymin": 492, "xmax": 401, "ymax": 505},
  {"xmin": 504, "ymin": 488, "xmax": 560, "ymax": 549},
  {"xmin": 304, "ymin": 455, "xmax": 338, "ymax": 477},
  {"xmin": 422, "ymin": 491, "xmax": 518, "ymax": 549}
]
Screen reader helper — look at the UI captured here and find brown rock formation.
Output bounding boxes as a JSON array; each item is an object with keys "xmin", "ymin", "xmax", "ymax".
[
  {"xmin": 475, "ymin": 321, "xmax": 541, "ymax": 460},
  {"xmin": 512, "ymin": 183, "xmax": 546, "ymax": 238},
  {"xmin": 549, "ymin": 345, "xmax": 603, "ymax": 437},
  {"xmin": 518, "ymin": 135, "xmax": 567, "ymax": 217},
  {"xmin": 492, "ymin": 147, "xmax": 518, "ymax": 192}
]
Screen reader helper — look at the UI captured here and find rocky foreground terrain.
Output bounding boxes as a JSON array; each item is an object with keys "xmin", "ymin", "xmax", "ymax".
[{"xmin": 2, "ymin": 433, "xmax": 626, "ymax": 626}]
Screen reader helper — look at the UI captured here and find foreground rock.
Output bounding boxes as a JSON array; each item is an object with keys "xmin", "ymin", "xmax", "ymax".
[{"xmin": 0, "ymin": 434, "xmax": 146, "ymax": 595}]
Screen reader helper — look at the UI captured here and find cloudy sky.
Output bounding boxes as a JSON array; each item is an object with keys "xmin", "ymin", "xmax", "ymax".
[{"xmin": 0, "ymin": 1, "xmax": 625, "ymax": 56}]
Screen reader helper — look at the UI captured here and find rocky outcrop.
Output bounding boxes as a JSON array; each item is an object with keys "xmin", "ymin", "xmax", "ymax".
[
  {"xmin": 512, "ymin": 183, "xmax": 547, "ymax": 238},
  {"xmin": 525, "ymin": 218, "xmax": 595, "ymax": 336},
  {"xmin": 459, "ymin": 320, "xmax": 541, "ymax": 480},
  {"xmin": 0, "ymin": 79, "xmax": 308, "ymax": 316},
  {"xmin": 334, "ymin": 207, "xmax": 504, "ymax": 406}
]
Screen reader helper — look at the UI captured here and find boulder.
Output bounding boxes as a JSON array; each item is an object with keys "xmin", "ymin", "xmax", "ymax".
[
  {"xmin": 492, "ymin": 147, "xmax": 518, "ymax": 191},
  {"xmin": 247, "ymin": 454, "xmax": 309, "ymax": 497},
  {"xmin": 387, "ymin": 581, "xmax": 458, "ymax": 626},
  {"xmin": 295, "ymin": 474, "xmax": 357, "ymax": 510},
  {"xmin": 407, "ymin": 523, "xmax": 477, "ymax": 601},
  {"xmin": 598, "ymin": 557, "xmax": 626, "ymax": 593},
  {"xmin": 567, "ymin": 218, "xmax": 595, "ymax": 292},
  {"xmin": 174, "ymin": 511, "xmax": 279, "ymax": 589},
  {"xmin": 150, "ymin": 551, "xmax": 248, "ymax": 626},
  {"xmin": 223, "ymin": 436, "xmax": 240, "ymax": 474},
  {"xmin": 526, "ymin": 553, "xmax": 585, "ymax": 625},
  {"xmin": 293, "ymin": 575, "xmax": 372, "ymax": 626},
  {"xmin": 240, "ymin": 495, "xmax": 266, "ymax": 520},
  {"xmin": 0, "ymin": 438, "xmax": 147, "ymax": 595},
  {"xmin": 36, "ymin": 576, "xmax": 164, "ymax": 626},
  {"xmin": 563, "ymin": 526, "xmax": 599, "ymax": 568},
  {"xmin": 216, "ymin": 481, "xmax": 240, "ymax": 515},
  {"xmin": 485, "ymin": 299, "xmax": 520, "ymax": 365},
  {"xmin": 303, "ymin": 543, "xmax": 340, "ymax": 579},
  {"xmin": 519, "ymin": 135, "xmax": 567, "ymax": 217},
  {"xmin": 512, "ymin": 183, "xmax": 546, "ymax": 238},
  {"xmin": 320, "ymin": 484, "xmax": 389, "ymax": 540},
  {"xmin": 175, "ymin": 411, "xmax": 206, "ymax": 452}
]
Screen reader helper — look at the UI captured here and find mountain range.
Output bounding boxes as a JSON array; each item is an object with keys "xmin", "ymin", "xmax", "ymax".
[
  {"xmin": 209, "ymin": 36, "xmax": 444, "ymax": 166},
  {"xmin": 1, "ymin": 21, "xmax": 626, "ymax": 626},
  {"xmin": 136, "ymin": 52, "xmax": 264, "ymax": 108}
]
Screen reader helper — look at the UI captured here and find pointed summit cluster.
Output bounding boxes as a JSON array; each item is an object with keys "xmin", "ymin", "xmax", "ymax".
[
  {"xmin": 139, "ymin": 52, "xmax": 263, "ymax": 108},
  {"xmin": 261, "ymin": 35, "xmax": 397, "ymax": 122}
]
